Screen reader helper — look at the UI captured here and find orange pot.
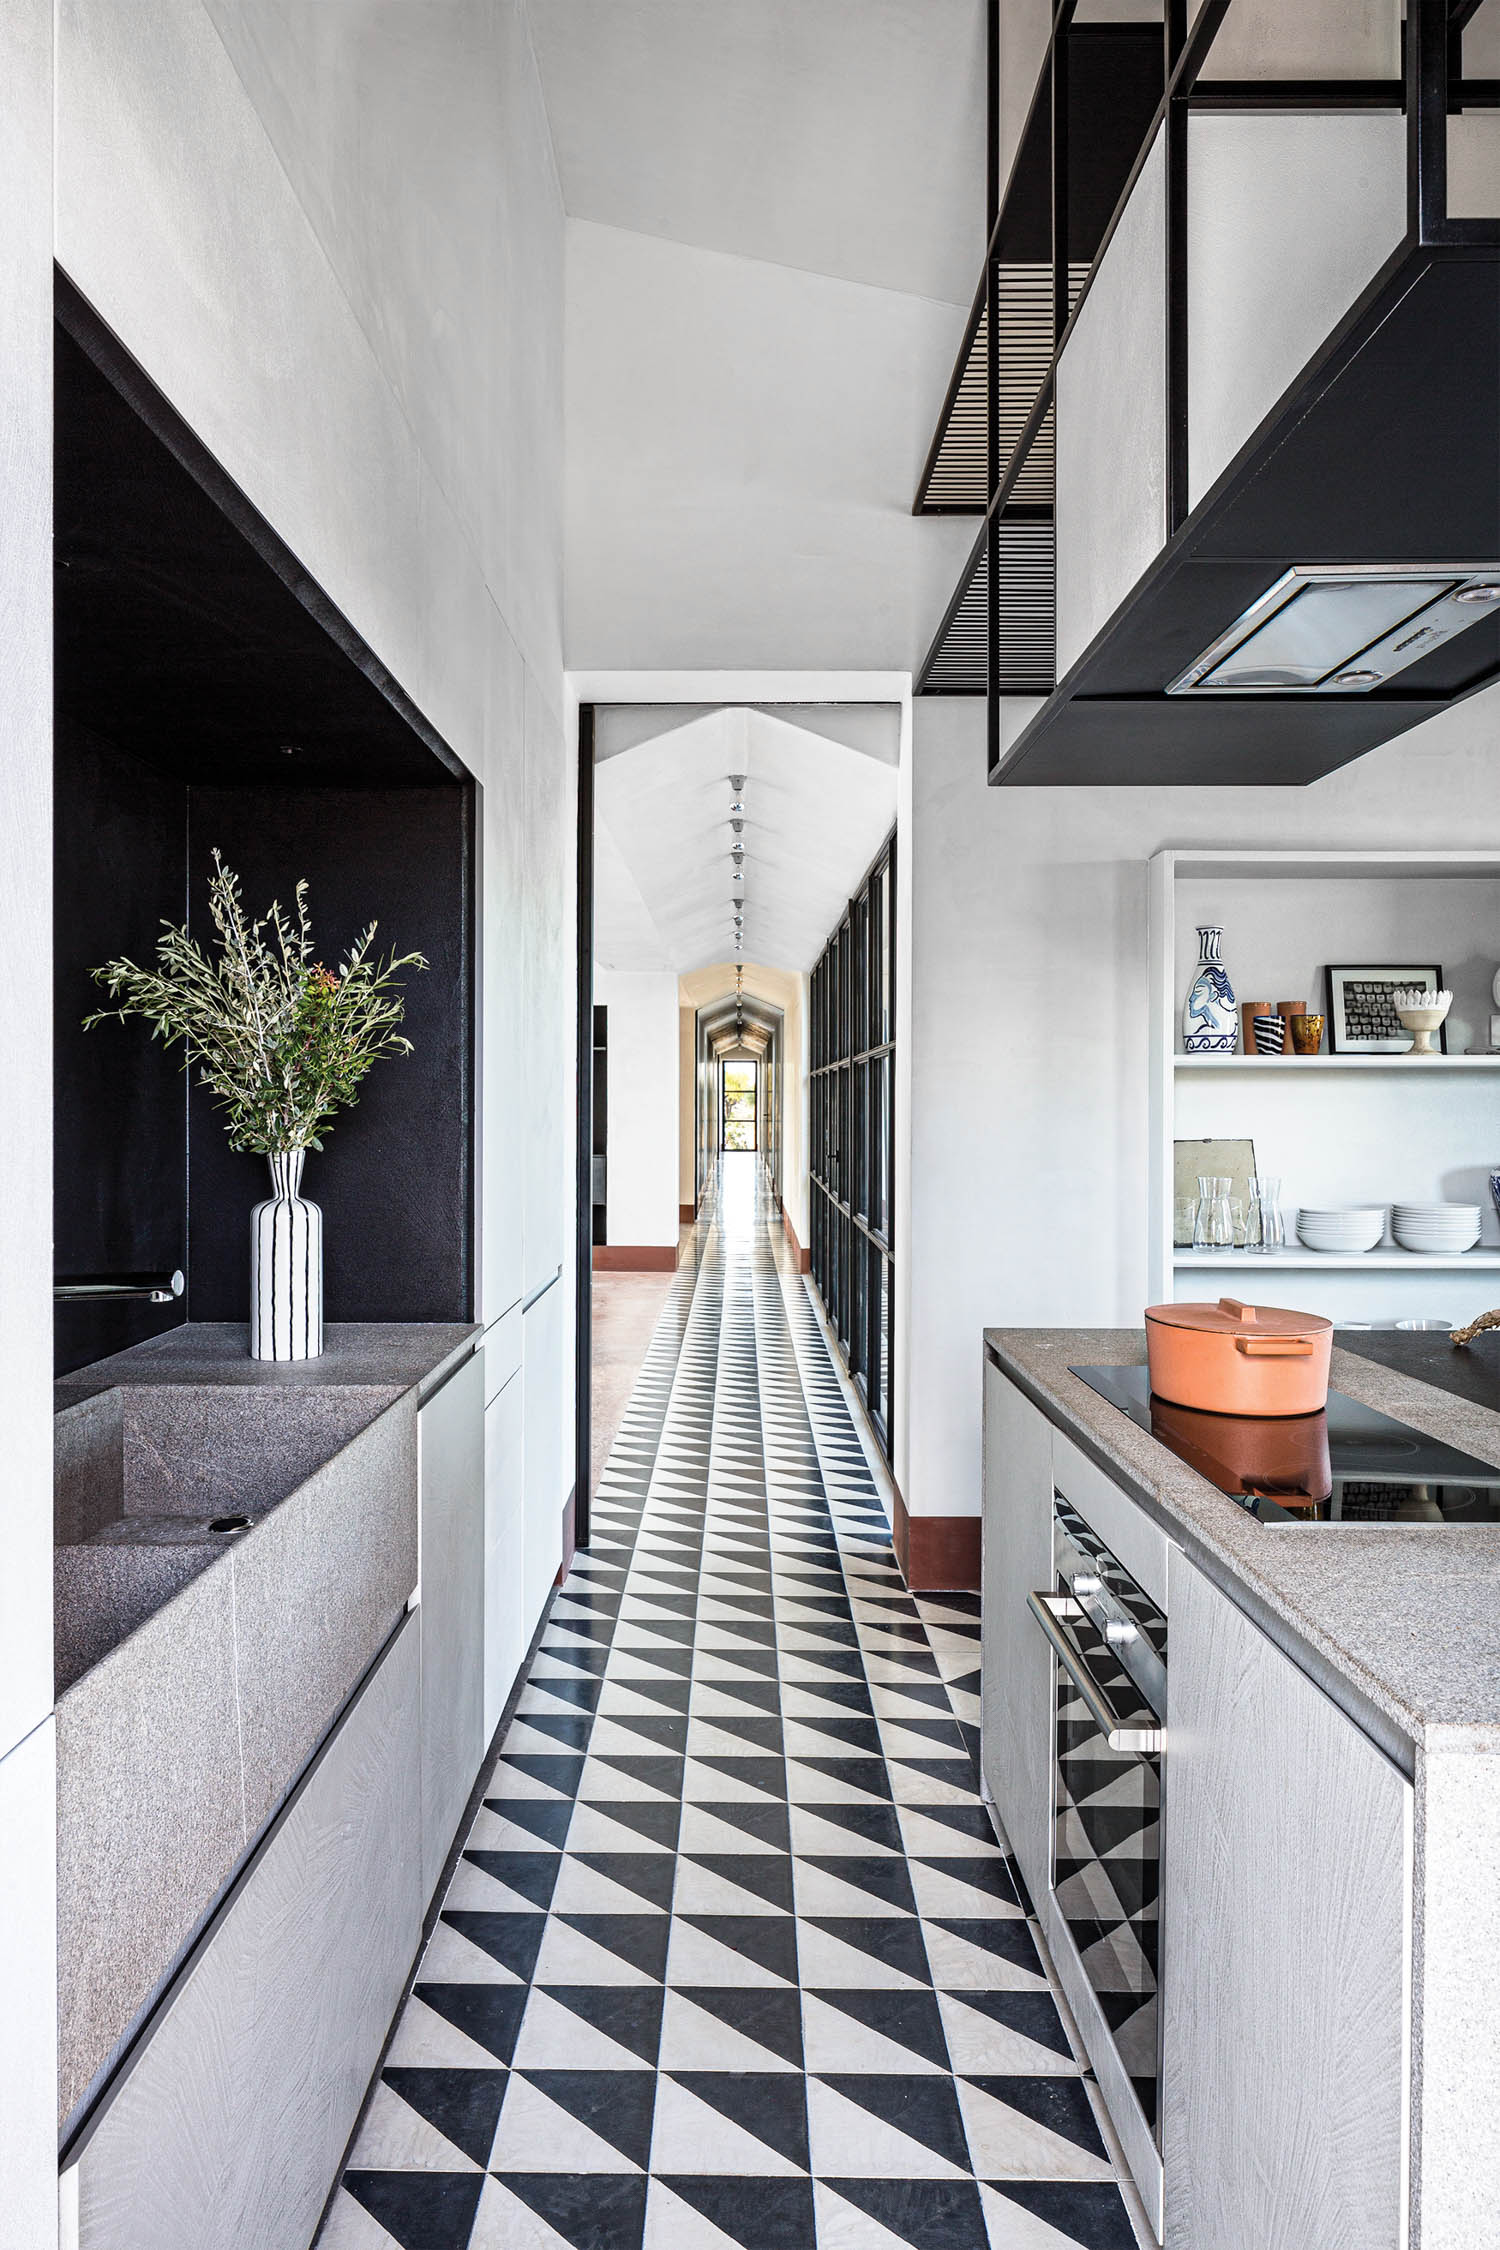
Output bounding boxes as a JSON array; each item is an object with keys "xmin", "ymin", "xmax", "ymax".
[{"xmin": 1144, "ymin": 1297, "xmax": 1332, "ymax": 1417}]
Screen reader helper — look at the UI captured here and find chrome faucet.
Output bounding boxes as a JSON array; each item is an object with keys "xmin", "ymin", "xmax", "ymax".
[{"xmin": 54, "ymin": 1270, "xmax": 185, "ymax": 1305}]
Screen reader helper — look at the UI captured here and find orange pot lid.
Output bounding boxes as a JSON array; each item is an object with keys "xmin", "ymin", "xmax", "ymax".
[{"xmin": 1145, "ymin": 1297, "xmax": 1333, "ymax": 1339}]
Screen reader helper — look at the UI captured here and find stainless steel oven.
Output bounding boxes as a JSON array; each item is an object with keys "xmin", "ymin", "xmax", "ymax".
[{"xmin": 1028, "ymin": 1497, "xmax": 1166, "ymax": 2143}]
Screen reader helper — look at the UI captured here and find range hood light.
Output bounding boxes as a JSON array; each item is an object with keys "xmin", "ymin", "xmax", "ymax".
[{"xmin": 1168, "ymin": 565, "xmax": 1500, "ymax": 696}]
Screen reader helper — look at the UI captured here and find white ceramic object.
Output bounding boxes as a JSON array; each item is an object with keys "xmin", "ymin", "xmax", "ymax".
[
  {"xmin": 1295, "ymin": 1207, "xmax": 1386, "ymax": 1254},
  {"xmin": 1391, "ymin": 986, "xmax": 1452, "ymax": 1057},
  {"xmin": 250, "ymin": 1150, "xmax": 323, "ymax": 1360},
  {"xmin": 1391, "ymin": 1200, "xmax": 1481, "ymax": 1253}
]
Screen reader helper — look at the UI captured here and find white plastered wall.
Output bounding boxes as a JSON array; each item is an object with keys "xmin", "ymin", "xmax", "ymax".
[
  {"xmin": 904, "ymin": 683, "xmax": 1500, "ymax": 1529},
  {"xmin": 44, "ymin": 0, "xmax": 575, "ymax": 2099},
  {"xmin": 0, "ymin": 0, "xmax": 58, "ymax": 2236},
  {"xmin": 596, "ymin": 970, "xmax": 681, "ymax": 1249}
]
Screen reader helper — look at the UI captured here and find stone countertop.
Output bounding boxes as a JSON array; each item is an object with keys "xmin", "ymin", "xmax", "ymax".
[
  {"xmin": 985, "ymin": 1328, "xmax": 1500, "ymax": 1768},
  {"xmin": 55, "ymin": 1320, "xmax": 480, "ymax": 1411}
]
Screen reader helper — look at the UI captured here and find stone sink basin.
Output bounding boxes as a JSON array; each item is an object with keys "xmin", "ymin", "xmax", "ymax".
[
  {"xmin": 54, "ymin": 1384, "xmax": 398, "ymax": 1694},
  {"xmin": 54, "ymin": 1377, "xmax": 420, "ymax": 2126}
]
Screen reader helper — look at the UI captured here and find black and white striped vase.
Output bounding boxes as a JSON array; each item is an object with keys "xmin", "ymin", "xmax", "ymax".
[{"xmin": 250, "ymin": 1150, "xmax": 323, "ymax": 1360}]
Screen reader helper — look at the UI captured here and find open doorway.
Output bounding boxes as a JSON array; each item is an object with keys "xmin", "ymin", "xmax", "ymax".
[{"xmin": 720, "ymin": 1058, "xmax": 759, "ymax": 1152}]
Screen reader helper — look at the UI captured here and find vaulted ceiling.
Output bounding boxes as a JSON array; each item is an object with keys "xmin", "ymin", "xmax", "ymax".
[
  {"xmin": 525, "ymin": 0, "xmax": 987, "ymax": 306},
  {"xmin": 593, "ymin": 704, "xmax": 898, "ymax": 974}
]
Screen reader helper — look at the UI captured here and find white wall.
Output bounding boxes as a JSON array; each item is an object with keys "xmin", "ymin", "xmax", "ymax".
[
  {"xmin": 0, "ymin": 0, "xmax": 58, "ymax": 2233},
  {"xmin": 597, "ymin": 970, "xmax": 682, "ymax": 1248},
  {"xmin": 564, "ymin": 219, "xmax": 974, "ymax": 670},
  {"xmin": 903, "ymin": 682, "xmax": 1500, "ymax": 1526},
  {"xmin": 26, "ymin": 11, "xmax": 573, "ymax": 2206}
]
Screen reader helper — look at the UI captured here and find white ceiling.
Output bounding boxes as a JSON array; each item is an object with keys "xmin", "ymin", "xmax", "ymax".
[
  {"xmin": 594, "ymin": 705, "xmax": 898, "ymax": 973},
  {"xmin": 525, "ymin": 0, "xmax": 987, "ymax": 305}
]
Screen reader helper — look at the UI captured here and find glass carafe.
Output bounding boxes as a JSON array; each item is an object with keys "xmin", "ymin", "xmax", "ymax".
[
  {"xmin": 1192, "ymin": 1175, "xmax": 1234, "ymax": 1251},
  {"xmin": 1245, "ymin": 1174, "xmax": 1285, "ymax": 1254}
]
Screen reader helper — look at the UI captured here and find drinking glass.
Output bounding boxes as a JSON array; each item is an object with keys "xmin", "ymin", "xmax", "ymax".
[
  {"xmin": 1193, "ymin": 1175, "xmax": 1234, "ymax": 1251},
  {"xmin": 1245, "ymin": 1174, "xmax": 1285, "ymax": 1253},
  {"xmin": 1173, "ymin": 1195, "xmax": 1198, "ymax": 1247}
]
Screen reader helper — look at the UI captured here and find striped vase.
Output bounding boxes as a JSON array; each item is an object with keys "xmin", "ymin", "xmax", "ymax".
[{"xmin": 250, "ymin": 1150, "xmax": 323, "ymax": 1360}]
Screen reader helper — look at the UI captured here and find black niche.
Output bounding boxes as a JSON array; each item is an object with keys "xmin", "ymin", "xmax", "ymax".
[
  {"xmin": 186, "ymin": 788, "xmax": 472, "ymax": 1322},
  {"xmin": 54, "ymin": 280, "xmax": 474, "ymax": 1375}
]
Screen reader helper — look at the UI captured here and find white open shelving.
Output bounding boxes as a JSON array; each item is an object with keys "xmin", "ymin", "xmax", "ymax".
[
  {"xmin": 1175, "ymin": 1054, "xmax": 1500, "ymax": 1073},
  {"xmin": 1149, "ymin": 849, "xmax": 1500, "ymax": 1325}
]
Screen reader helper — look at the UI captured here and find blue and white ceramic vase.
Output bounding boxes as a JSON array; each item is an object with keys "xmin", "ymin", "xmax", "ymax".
[
  {"xmin": 1183, "ymin": 925, "xmax": 1238, "ymax": 1053},
  {"xmin": 250, "ymin": 1150, "xmax": 323, "ymax": 1360}
]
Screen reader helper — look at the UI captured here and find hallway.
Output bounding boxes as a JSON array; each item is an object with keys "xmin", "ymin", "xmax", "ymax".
[{"xmin": 323, "ymin": 1157, "xmax": 1139, "ymax": 2250}]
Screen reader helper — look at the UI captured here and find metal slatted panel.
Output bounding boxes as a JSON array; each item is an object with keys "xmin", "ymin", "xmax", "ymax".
[
  {"xmin": 916, "ymin": 517, "xmax": 1056, "ymax": 696},
  {"xmin": 916, "ymin": 265, "xmax": 1087, "ymax": 513}
]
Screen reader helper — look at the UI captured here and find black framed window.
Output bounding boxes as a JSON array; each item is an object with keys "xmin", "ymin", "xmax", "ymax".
[{"xmin": 809, "ymin": 831, "xmax": 896, "ymax": 1459}]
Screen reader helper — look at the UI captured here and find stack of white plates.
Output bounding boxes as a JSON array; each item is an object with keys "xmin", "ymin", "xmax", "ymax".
[
  {"xmin": 1391, "ymin": 1203, "xmax": 1482, "ymax": 1253},
  {"xmin": 1296, "ymin": 1207, "xmax": 1387, "ymax": 1253}
]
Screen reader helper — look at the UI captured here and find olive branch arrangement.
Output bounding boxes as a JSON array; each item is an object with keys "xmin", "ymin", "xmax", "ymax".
[{"xmin": 85, "ymin": 852, "xmax": 427, "ymax": 1155}]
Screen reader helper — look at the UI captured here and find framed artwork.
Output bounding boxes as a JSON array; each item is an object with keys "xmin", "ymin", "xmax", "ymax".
[
  {"xmin": 1174, "ymin": 1138, "xmax": 1257, "ymax": 1244},
  {"xmin": 1324, "ymin": 963, "xmax": 1446, "ymax": 1054}
]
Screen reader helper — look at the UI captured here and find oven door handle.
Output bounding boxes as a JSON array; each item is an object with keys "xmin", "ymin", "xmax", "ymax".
[{"xmin": 1027, "ymin": 1592, "xmax": 1164, "ymax": 1755}]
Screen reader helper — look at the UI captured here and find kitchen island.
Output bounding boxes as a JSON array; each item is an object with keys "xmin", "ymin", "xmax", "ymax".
[{"xmin": 982, "ymin": 1327, "xmax": 1500, "ymax": 2250}]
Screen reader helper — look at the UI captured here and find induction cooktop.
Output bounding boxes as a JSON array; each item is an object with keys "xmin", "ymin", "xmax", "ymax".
[{"xmin": 1071, "ymin": 1364, "xmax": 1500, "ymax": 1524}]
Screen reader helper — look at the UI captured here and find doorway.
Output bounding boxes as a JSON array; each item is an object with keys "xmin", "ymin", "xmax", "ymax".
[{"xmin": 720, "ymin": 1059, "xmax": 759, "ymax": 1153}]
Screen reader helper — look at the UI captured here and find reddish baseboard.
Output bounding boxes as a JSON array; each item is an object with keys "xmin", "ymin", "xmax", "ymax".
[
  {"xmin": 893, "ymin": 1483, "xmax": 980, "ymax": 1592},
  {"xmin": 556, "ymin": 1486, "xmax": 576, "ymax": 1586},
  {"xmin": 679, "ymin": 1203, "xmax": 697, "ymax": 1223},
  {"xmin": 780, "ymin": 1206, "xmax": 811, "ymax": 1274},
  {"xmin": 592, "ymin": 1245, "xmax": 678, "ymax": 1271}
]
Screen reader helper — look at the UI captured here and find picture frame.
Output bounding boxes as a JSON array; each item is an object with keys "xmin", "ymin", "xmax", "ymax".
[{"xmin": 1324, "ymin": 963, "xmax": 1446, "ymax": 1055}]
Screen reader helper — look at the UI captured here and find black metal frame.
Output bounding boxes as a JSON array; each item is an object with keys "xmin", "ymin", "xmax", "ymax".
[
  {"xmin": 808, "ymin": 832, "xmax": 897, "ymax": 1460},
  {"xmin": 573, "ymin": 703, "xmax": 595, "ymax": 1552},
  {"xmin": 915, "ymin": 0, "xmax": 1500, "ymax": 745}
]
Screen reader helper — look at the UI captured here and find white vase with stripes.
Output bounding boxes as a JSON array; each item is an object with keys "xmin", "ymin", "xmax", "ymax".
[{"xmin": 250, "ymin": 1150, "xmax": 323, "ymax": 1360}]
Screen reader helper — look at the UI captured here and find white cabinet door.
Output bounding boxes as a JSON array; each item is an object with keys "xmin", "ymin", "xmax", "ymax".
[
  {"xmin": 417, "ymin": 1348, "xmax": 487, "ymax": 1904},
  {"xmin": 70, "ymin": 1617, "xmax": 421, "ymax": 2250},
  {"xmin": 979, "ymin": 1361, "xmax": 1055, "ymax": 1912},
  {"xmin": 1162, "ymin": 1554, "xmax": 1411, "ymax": 2250},
  {"xmin": 483, "ymin": 1368, "xmax": 525, "ymax": 1742}
]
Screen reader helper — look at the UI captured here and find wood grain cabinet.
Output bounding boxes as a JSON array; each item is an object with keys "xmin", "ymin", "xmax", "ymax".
[
  {"xmin": 66, "ymin": 1615, "xmax": 422, "ymax": 2250},
  {"xmin": 1161, "ymin": 1554, "xmax": 1411, "ymax": 2250},
  {"xmin": 417, "ymin": 1347, "xmax": 487, "ymax": 1905}
]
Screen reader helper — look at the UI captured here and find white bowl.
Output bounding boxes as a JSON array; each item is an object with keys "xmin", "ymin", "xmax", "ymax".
[{"xmin": 1297, "ymin": 1207, "xmax": 1385, "ymax": 1253}]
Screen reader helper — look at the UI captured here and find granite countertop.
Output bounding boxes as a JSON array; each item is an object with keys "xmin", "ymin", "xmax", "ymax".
[
  {"xmin": 56, "ymin": 1320, "xmax": 480, "ymax": 1411},
  {"xmin": 985, "ymin": 1327, "xmax": 1500, "ymax": 1768}
]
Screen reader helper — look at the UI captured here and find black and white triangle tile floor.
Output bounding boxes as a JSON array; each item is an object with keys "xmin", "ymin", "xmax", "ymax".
[{"xmin": 319, "ymin": 1156, "xmax": 1148, "ymax": 2250}]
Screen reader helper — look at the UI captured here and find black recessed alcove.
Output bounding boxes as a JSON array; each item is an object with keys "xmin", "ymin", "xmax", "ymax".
[{"xmin": 54, "ymin": 274, "xmax": 474, "ymax": 1376}]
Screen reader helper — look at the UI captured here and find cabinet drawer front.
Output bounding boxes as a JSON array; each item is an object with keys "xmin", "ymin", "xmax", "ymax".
[
  {"xmin": 68, "ymin": 1617, "xmax": 422, "ymax": 2250},
  {"xmin": 1162, "ymin": 1554, "xmax": 1411, "ymax": 2250},
  {"xmin": 1052, "ymin": 1430, "xmax": 1169, "ymax": 1610}
]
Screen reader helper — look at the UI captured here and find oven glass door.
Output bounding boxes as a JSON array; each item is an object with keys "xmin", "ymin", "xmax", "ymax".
[{"xmin": 1052, "ymin": 1588, "xmax": 1162, "ymax": 2135}]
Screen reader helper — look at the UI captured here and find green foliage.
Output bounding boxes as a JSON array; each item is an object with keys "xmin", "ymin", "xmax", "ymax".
[{"xmin": 86, "ymin": 852, "xmax": 427, "ymax": 1155}]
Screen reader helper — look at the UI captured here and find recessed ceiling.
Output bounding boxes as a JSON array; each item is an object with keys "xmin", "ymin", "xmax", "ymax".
[
  {"xmin": 525, "ymin": 0, "xmax": 986, "ymax": 304},
  {"xmin": 594, "ymin": 705, "xmax": 898, "ymax": 973}
]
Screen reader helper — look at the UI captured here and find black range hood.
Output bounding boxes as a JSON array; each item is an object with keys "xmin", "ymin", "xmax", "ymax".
[{"xmin": 991, "ymin": 236, "xmax": 1500, "ymax": 787}]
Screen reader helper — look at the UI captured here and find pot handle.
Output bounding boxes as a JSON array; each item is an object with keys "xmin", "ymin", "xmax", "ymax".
[
  {"xmin": 1219, "ymin": 1297, "xmax": 1257, "ymax": 1321},
  {"xmin": 1235, "ymin": 1335, "xmax": 1314, "ymax": 1358}
]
